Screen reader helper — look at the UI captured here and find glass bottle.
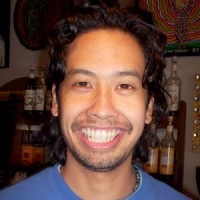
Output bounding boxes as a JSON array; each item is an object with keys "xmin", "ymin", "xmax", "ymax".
[
  {"xmin": 45, "ymin": 89, "xmax": 52, "ymax": 114},
  {"xmin": 45, "ymin": 73, "xmax": 52, "ymax": 115},
  {"xmin": 21, "ymin": 123, "xmax": 33, "ymax": 167},
  {"xmin": 143, "ymin": 121, "xmax": 160, "ymax": 174},
  {"xmin": 159, "ymin": 116, "xmax": 176, "ymax": 183},
  {"xmin": 23, "ymin": 66, "xmax": 36, "ymax": 116},
  {"xmin": 34, "ymin": 65, "xmax": 46, "ymax": 116},
  {"xmin": 31, "ymin": 124, "xmax": 45, "ymax": 165},
  {"xmin": 165, "ymin": 56, "xmax": 181, "ymax": 116}
]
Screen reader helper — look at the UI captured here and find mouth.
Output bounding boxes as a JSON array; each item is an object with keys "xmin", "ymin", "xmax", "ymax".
[{"xmin": 82, "ymin": 128, "xmax": 120, "ymax": 143}]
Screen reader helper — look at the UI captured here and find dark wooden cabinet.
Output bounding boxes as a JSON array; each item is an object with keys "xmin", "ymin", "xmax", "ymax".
[
  {"xmin": 0, "ymin": 91, "xmax": 51, "ymax": 189},
  {"xmin": 0, "ymin": 94, "xmax": 23, "ymax": 188}
]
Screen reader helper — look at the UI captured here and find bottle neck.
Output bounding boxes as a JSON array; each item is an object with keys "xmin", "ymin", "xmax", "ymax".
[
  {"xmin": 165, "ymin": 125, "xmax": 174, "ymax": 139},
  {"xmin": 171, "ymin": 64, "xmax": 178, "ymax": 77},
  {"xmin": 29, "ymin": 73, "xmax": 35, "ymax": 79},
  {"xmin": 29, "ymin": 66, "xmax": 35, "ymax": 78}
]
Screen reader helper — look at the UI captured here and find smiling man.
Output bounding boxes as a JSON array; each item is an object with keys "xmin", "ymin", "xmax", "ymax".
[
  {"xmin": 0, "ymin": 1, "xmax": 190, "ymax": 200},
  {"xmin": 53, "ymin": 29, "xmax": 153, "ymax": 175}
]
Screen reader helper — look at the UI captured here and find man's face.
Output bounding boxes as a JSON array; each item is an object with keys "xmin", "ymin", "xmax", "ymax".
[{"xmin": 52, "ymin": 30, "xmax": 154, "ymax": 172}]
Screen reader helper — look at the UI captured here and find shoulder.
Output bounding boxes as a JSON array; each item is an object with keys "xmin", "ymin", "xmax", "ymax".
[
  {"xmin": 0, "ymin": 164, "xmax": 81, "ymax": 200},
  {"xmin": 132, "ymin": 168, "xmax": 191, "ymax": 200},
  {"xmin": 0, "ymin": 165, "xmax": 62, "ymax": 200}
]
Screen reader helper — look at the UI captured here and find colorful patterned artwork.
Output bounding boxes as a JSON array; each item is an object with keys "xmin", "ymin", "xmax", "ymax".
[{"xmin": 139, "ymin": 0, "xmax": 200, "ymax": 56}]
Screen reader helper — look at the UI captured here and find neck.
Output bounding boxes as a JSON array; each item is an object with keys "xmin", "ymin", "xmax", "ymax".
[{"xmin": 60, "ymin": 154, "xmax": 136, "ymax": 200}]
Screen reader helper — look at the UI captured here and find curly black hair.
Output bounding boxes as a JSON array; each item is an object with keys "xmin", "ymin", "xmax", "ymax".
[{"xmin": 47, "ymin": 0, "xmax": 167, "ymax": 165}]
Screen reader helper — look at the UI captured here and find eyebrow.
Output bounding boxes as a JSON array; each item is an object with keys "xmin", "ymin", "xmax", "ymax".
[
  {"xmin": 114, "ymin": 70, "xmax": 142, "ymax": 81},
  {"xmin": 66, "ymin": 68, "xmax": 96, "ymax": 78},
  {"xmin": 66, "ymin": 68, "xmax": 142, "ymax": 81}
]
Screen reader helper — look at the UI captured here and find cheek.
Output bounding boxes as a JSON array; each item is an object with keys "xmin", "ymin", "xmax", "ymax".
[
  {"xmin": 59, "ymin": 92, "xmax": 88, "ymax": 123},
  {"xmin": 123, "ymin": 104, "xmax": 147, "ymax": 127},
  {"xmin": 117, "ymin": 94, "xmax": 148, "ymax": 123}
]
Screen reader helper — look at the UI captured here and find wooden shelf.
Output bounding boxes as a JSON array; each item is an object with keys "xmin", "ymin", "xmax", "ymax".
[{"xmin": 173, "ymin": 101, "xmax": 186, "ymax": 191}]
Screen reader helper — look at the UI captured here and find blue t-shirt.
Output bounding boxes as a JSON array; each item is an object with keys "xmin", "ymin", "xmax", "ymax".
[{"xmin": 0, "ymin": 165, "xmax": 190, "ymax": 200}]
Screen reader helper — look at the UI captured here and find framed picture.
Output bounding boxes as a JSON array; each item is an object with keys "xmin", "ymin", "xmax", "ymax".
[
  {"xmin": 0, "ymin": 0, "xmax": 10, "ymax": 68},
  {"xmin": 13, "ymin": 0, "xmax": 120, "ymax": 51},
  {"xmin": 139, "ymin": 0, "xmax": 200, "ymax": 57},
  {"xmin": 14, "ymin": 0, "xmax": 49, "ymax": 50},
  {"xmin": 14, "ymin": 0, "xmax": 74, "ymax": 50}
]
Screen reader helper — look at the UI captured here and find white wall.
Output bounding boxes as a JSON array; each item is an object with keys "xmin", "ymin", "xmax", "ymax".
[
  {"xmin": 1, "ymin": 0, "xmax": 200, "ymax": 199},
  {"xmin": 0, "ymin": 0, "xmax": 49, "ymax": 87}
]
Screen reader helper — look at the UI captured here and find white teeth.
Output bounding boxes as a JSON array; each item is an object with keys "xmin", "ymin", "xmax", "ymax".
[{"xmin": 82, "ymin": 128, "xmax": 120, "ymax": 142}]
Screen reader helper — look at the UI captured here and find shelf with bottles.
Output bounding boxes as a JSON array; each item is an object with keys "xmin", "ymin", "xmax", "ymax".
[
  {"xmin": 144, "ymin": 100, "xmax": 186, "ymax": 192},
  {"xmin": 0, "ymin": 70, "xmax": 52, "ymax": 188},
  {"xmin": 23, "ymin": 64, "xmax": 52, "ymax": 119},
  {"xmin": 9, "ymin": 114, "xmax": 52, "ymax": 185},
  {"xmin": 9, "ymin": 64, "xmax": 52, "ymax": 171}
]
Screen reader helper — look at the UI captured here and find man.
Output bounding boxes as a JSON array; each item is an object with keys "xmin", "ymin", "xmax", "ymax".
[{"xmin": 0, "ymin": 1, "xmax": 190, "ymax": 199}]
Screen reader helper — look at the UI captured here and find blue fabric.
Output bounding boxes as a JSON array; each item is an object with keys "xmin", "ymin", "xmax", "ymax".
[{"xmin": 0, "ymin": 165, "xmax": 190, "ymax": 200}]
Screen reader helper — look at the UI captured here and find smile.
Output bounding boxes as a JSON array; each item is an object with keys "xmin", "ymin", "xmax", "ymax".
[{"xmin": 82, "ymin": 128, "xmax": 120, "ymax": 143}]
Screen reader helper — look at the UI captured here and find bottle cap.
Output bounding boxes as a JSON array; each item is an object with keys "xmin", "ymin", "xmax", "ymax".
[
  {"xmin": 172, "ymin": 55, "xmax": 178, "ymax": 62},
  {"xmin": 29, "ymin": 65, "xmax": 36, "ymax": 78},
  {"xmin": 168, "ymin": 116, "xmax": 174, "ymax": 124},
  {"xmin": 30, "ymin": 65, "xmax": 35, "ymax": 70}
]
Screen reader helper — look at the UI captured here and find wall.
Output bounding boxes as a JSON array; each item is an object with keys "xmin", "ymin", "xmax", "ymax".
[
  {"xmin": 1, "ymin": 0, "xmax": 200, "ymax": 199},
  {"xmin": 0, "ymin": 0, "xmax": 49, "ymax": 87}
]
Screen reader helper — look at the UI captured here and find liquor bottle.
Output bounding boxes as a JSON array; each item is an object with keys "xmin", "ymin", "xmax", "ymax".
[
  {"xmin": 45, "ymin": 89, "xmax": 52, "ymax": 114},
  {"xmin": 45, "ymin": 74, "xmax": 52, "ymax": 115},
  {"xmin": 31, "ymin": 124, "xmax": 45, "ymax": 165},
  {"xmin": 143, "ymin": 121, "xmax": 160, "ymax": 175},
  {"xmin": 165, "ymin": 56, "xmax": 181, "ymax": 116},
  {"xmin": 159, "ymin": 116, "xmax": 176, "ymax": 184},
  {"xmin": 34, "ymin": 65, "xmax": 46, "ymax": 116},
  {"xmin": 23, "ymin": 66, "xmax": 36, "ymax": 116},
  {"xmin": 21, "ymin": 123, "xmax": 33, "ymax": 167}
]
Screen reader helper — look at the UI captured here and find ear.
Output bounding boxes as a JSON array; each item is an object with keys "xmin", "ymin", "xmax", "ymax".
[
  {"xmin": 145, "ymin": 97, "xmax": 154, "ymax": 124},
  {"xmin": 51, "ymin": 84, "xmax": 58, "ymax": 117}
]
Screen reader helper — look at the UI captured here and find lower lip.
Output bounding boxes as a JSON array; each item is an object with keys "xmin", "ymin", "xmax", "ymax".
[{"xmin": 78, "ymin": 132, "xmax": 124, "ymax": 150}]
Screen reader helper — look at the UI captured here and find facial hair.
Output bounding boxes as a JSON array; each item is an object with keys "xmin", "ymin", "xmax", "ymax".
[{"xmin": 63, "ymin": 117, "xmax": 134, "ymax": 172}]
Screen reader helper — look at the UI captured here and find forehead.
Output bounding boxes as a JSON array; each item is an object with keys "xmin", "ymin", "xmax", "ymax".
[
  {"xmin": 66, "ymin": 29, "xmax": 145, "ymax": 77},
  {"xmin": 68, "ymin": 29, "xmax": 142, "ymax": 53}
]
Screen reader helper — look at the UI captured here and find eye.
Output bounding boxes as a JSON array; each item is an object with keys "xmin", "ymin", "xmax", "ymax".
[
  {"xmin": 72, "ymin": 81, "xmax": 92, "ymax": 90},
  {"xmin": 115, "ymin": 83, "xmax": 136, "ymax": 95},
  {"xmin": 75, "ymin": 82, "xmax": 90, "ymax": 87},
  {"xmin": 118, "ymin": 84, "xmax": 134, "ymax": 90}
]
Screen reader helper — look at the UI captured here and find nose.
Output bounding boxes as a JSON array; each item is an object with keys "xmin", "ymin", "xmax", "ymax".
[{"xmin": 86, "ymin": 86, "xmax": 118, "ymax": 119}]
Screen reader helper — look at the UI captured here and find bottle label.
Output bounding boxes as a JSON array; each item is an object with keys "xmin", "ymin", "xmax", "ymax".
[
  {"xmin": 21, "ymin": 145, "xmax": 33, "ymax": 166},
  {"xmin": 33, "ymin": 146, "xmax": 45, "ymax": 164},
  {"xmin": 24, "ymin": 89, "xmax": 35, "ymax": 111},
  {"xmin": 144, "ymin": 147, "xmax": 159, "ymax": 173},
  {"xmin": 159, "ymin": 147, "xmax": 175, "ymax": 175},
  {"xmin": 34, "ymin": 89, "xmax": 45, "ymax": 111},
  {"xmin": 166, "ymin": 85, "xmax": 179, "ymax": 111}
]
